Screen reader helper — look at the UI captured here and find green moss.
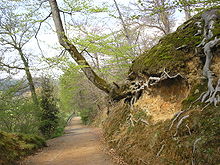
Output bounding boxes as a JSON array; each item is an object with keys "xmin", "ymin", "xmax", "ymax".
[
  {"xmin": 0, "ymin": 131, "xmax": 46, "ymax": 165},
  {"xmin": 130, "ymin": 15, "xmax": 204, "ymax": 75},
  {"xmin": 130, "ymin": 8, "xmax": 220, "ymax": 77},
  {"xmin": 212, "ymin": 19, "xmax": 220, "ymax": 37},
  {"xmin": 182, "ymin": 81, "xmax": 208, "ymax": 109},
  {"xmin": 129, "ymin": 8, "xmax": 220, "ymax": 77}
]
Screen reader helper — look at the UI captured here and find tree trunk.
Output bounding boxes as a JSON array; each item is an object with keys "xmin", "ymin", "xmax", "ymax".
[
  {"xmin": 181, "ymin": 0, "xmax": 192, "ymax": 20},
  {"xmin": 17, "ymin": 48, "xmax": 39, "ymax": 105},
  {"xmin": 49, "ymin": 0, "xmax": 112, "ymax": 94},
  {"xmin": 113, "ymin": 0, "xmax": 135, "ymax": 56},
  {"xmin": 154, "ymin": 0, "xmax": 171, "ymax": 34},
  {"xmin": 184, "ymin": 6, "xmax": 191, "ymax": 20}
]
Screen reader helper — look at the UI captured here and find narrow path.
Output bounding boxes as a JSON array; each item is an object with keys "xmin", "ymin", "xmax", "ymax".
[{"xmin": 22, "ymin": 117, "xmax": 115, "ymax": 165}]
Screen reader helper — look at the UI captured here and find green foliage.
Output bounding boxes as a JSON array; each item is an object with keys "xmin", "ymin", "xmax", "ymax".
[
  {"xmin": 172, "ymin": 0, "xmax": 220, "ymax": 12},
  {"xmin": 0, "ymin": 80, "xmax": 39, "ymax": 134},
  {"xmin": 80, "ymin": 109, "xmax": 92, "ymax": 125},
  {"xmin": 0, "ymin": 131, "xmax": 46, "ymax": 165},
  {"xmin": 59, "ymin": 64, "xmax": 80, "ymax": 114},
  {"xmin": 59, "ymin": 64, "xmax": 105, "ymax": 125},
  {"xmin": 0, "ymin": 0, "xmax": 40, "ymax": 47},
  {"xmin": 39, "ymin": 77, "xmax": 60, "ymax": 139},
  {"xmin": 0, "ymin": 100, "xmax": 39, "ymax": 134},
  {"xmin": 70, "ymin": 31, "xmax": 135, "ymax": 81},
  {"xmin": 63, "ymin": 0, "xmax": 108, "ymax": 14}
]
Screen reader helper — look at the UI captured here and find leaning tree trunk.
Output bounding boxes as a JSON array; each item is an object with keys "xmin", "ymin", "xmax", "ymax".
[
  {"xmin": 17, "ymin": 47, "xmax": 39, "ymax": 105},
  {"xmin": 49, "ymin": 0, "xmax": 112, "ymax": 94}
]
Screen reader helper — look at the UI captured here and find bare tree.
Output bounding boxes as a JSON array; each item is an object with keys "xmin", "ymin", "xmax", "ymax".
[{"xmin": 133, "ymin": 0, "xmax": 174, "ymax": 35}]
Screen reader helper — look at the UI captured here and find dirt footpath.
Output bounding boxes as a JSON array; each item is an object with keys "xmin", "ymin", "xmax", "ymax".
[{"xmin": 22, "ymin": 117, "xmax": 115, "ymax": 165}]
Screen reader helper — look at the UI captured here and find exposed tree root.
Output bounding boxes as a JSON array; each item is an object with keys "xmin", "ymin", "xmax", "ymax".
[
  {"xmin": 191, "ymin": 137, "xmax": 202, "ymax": 165},
  {"xmin": 186, "ymin": 124, "xmax": 192, "ymax": 135},
  {"xmin": 193, "ymin": 137, "xmax": 202, "ymax": 153},
  {"xmin": 140, "ymin": 119, "xmax": 149, "ymax": 125},
  {"xmin": 147, "ymin": 69, "xmax": 183, "ymax": 87},
  {"xmin": 201, "ymin": 102, "xmax": 211, "ymax": 111},
  {"xmin": 127, "ymin": 113, "xmax": 135, "ymax": 127},
  {"xmin": 127, "ymin": 69, "xmax": 183, "ymax": 105},
  {"xmin": 174, "ymin": 115, "xmax": 189, "ymax": 136},
  {"xmin": 127, "ymin": 113, "xmax": 149, "ymax": 127},
  {"xmin": 156, "ymin": 144, "xmax": 165, "ymax": 157},
  {"xmin": 169, "ymin": 110, "xmax": 185, "ymax": 130},
  {"xmin": 196, "ymin": 9, "xmax": 220, "ymax": 107}
]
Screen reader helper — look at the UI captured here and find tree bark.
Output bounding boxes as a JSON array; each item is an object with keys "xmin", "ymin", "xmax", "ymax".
[
  {"xmin": 182, "ymin": 0, "xmax": 192, "ymax": 20},
  {"xmin": 154, "ymin": 0, "xmax": 171, "ymax": 34},
  {"xmin": 17, "ymin": 47, "xmax": 39, "ymax": 105},
  {"xmin": 113, "ymin": 0, "xmax": 134, "ymax": 53},
  {"xmin": 49, "ymin": 0, "xmax": 112, "ymax": 94}
]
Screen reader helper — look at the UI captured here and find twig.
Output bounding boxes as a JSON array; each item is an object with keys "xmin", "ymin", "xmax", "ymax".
[
  {"xmin": 193, "ymin": 137, "xmax": 202, "ymax": 153},
  {"xmin": 186, "ymin": 124, "xmax": 192, "ymax": 135},
  {"xmin": 35, "ymin": 12, "xmax": 52, "ymax": 38},
  {"xmin": 201, "ymin": 102, "xmax": 211, "ymax": 111},
  {"xmin": 156, "ymin": 144, "xmax": 165, "ymax": 157},
  {"xmin": 169, "ymin": 110, "xmax": 184, "ymax": 130},
  {"xmin": 34, "ymin": 12, "xmax": 52, "ymax": 56},
  {"xmin": 140, "ymin": 119, "xmax": 149, "ymax": 125},
  {"xmin": 174, "ymin": 115, "xmax": 189, "ymax": 136},
  {"xmin": 0, "ymin": 62, "xmax": 24, "ymax": 70}
]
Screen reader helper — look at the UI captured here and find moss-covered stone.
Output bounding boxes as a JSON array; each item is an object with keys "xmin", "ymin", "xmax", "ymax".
[{"xmin": 0, "ymin": 131, "xmax": 46, "ymax": 165}]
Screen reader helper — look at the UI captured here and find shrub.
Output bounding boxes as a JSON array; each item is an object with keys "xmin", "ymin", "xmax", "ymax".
[
  {"xmin": 80, "ymin": 109, "xmax": 91, "ymax": 125},
  {"xmin": 0, "ymin": 131, "xmax": 46, "ymax": 165},
  {"xmin": 39, "ymin": 77, "xmax": 60, "ymax": 139}
]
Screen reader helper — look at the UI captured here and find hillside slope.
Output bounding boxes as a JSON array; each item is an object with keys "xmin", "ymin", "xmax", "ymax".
[
  {"xmin": 0, "ymin": 131, "xmax": 46, "ymax": 165},
  {"xmin": 103, "ymin": 8, "xmax": 220, "ymax": 165}
]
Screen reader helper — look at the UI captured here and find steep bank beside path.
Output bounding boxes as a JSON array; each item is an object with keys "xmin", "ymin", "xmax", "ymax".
[{"xmin": 22, "ymin": 117, "xmax": 115, "ymax": 165}]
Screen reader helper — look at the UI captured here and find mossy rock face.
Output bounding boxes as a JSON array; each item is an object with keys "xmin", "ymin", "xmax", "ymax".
[
  {"xmin": 129, "ymin": 8, "xmax": 220, "ymax": 79},
  {"xmin": 0, "ymin": 131, "xmax": 46, "ymax": 165}
]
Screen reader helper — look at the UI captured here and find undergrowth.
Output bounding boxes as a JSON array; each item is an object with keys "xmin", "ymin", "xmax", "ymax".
[{"xmin": 0, "ymin": 131, "xmax": 46, "ymax": 165}]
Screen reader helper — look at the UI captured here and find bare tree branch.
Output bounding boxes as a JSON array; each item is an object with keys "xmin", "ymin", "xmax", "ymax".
[{"xmin": 0, "ymin": 62, "xmax": 25, "ymax": 70}]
